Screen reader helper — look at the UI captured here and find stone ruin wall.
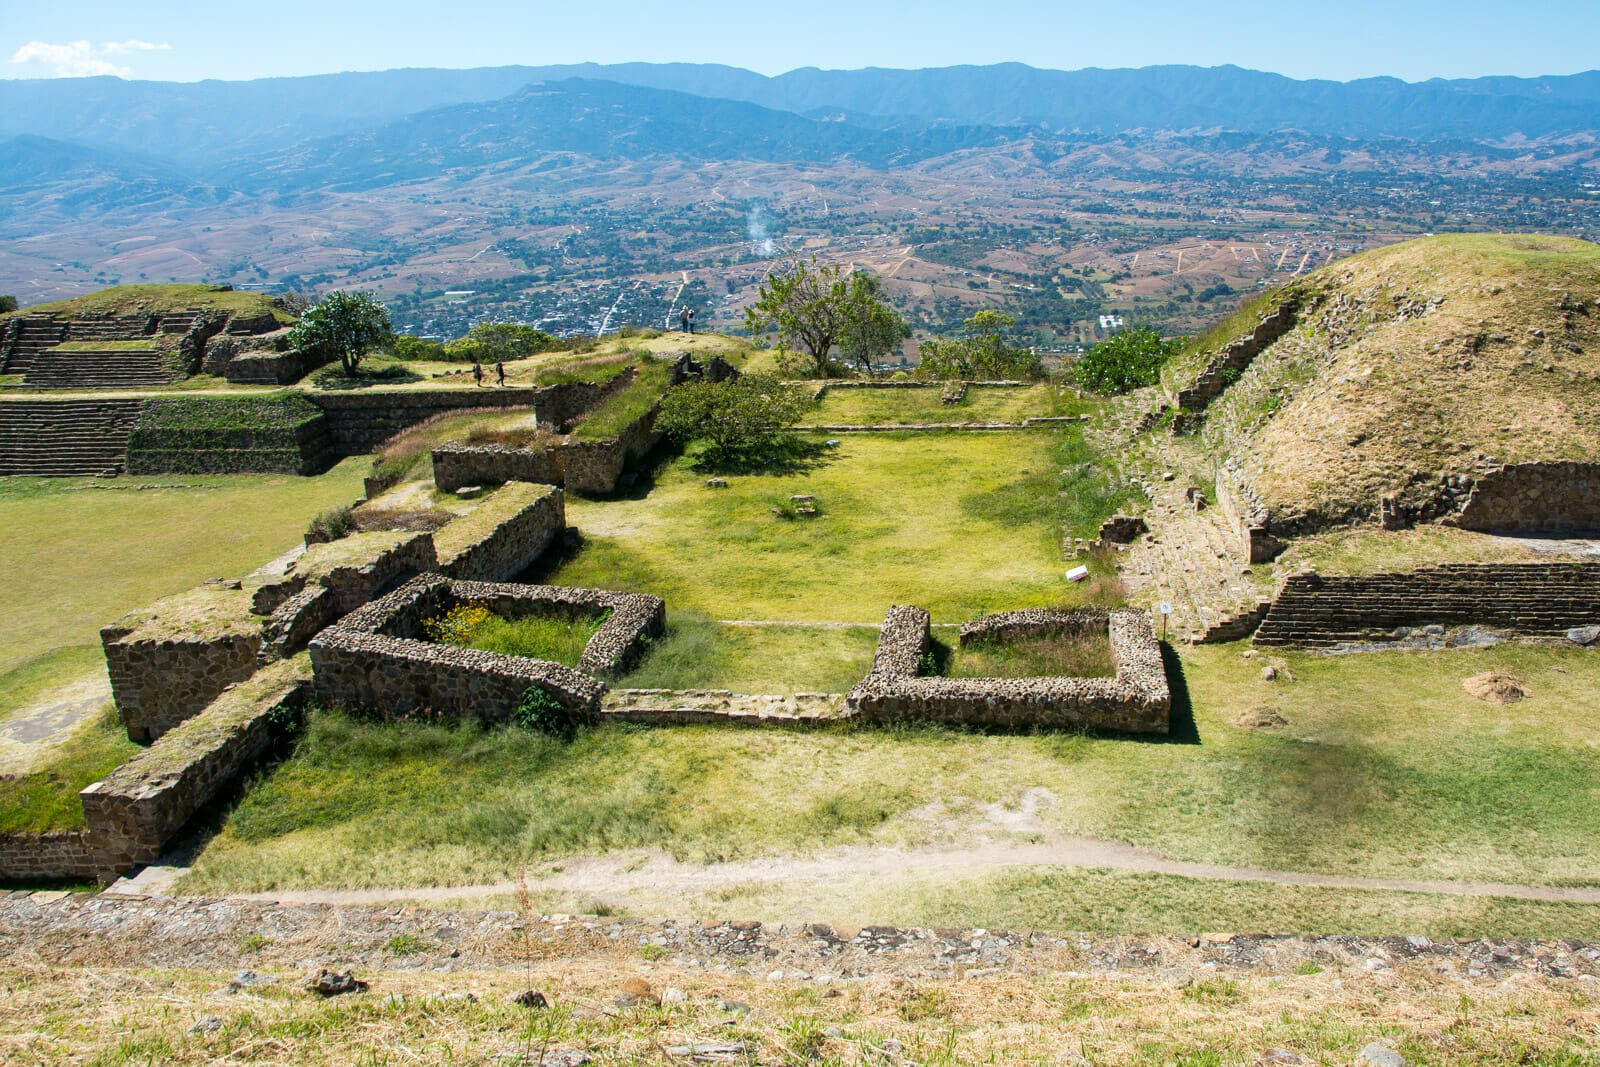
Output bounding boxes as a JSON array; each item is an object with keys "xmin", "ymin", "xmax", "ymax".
[
  {"xmin": 80, "ymin": 660, "xmax": 311, "ymax": 874},
  {"xmin": 1253, "ymin": 562, "xmax": 1600, "ymax": 647},
  {"xmin": 101, "ymin": 624, "xmax": 261, "ymax": 744},
  {"xmin": 0, "ymin": 831, "xmax": 105, "ymax": 882},
  {"xmin": 847, "ymin": 607, "xmax": 1170, "ymax": 734},
  {"xmin": 1450, "ymin": 461, "xmax": 1600, "ymax": 535},
  {"xmin": 434, "ymin": 406, "xmax": 662, "ymax": 496},
  {"xmin": 1173, "ymin": 298, "xmax": 1301, "ymax": 420},
  {"xmin": 435, "ymin": 485, "xmax": 566, "ymax": 584}
]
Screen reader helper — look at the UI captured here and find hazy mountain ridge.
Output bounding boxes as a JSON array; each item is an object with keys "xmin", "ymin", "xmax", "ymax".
[{"xmin": 3, "ymin": 60, "xmax": 1598, "ymax": 173}]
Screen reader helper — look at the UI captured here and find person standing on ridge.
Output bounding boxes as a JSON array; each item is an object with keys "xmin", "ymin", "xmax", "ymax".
[
  {"xmin": 496, "ymin": 361, "xmax": 506, "ymax": 386},
  {"xmin": 688, "ymin": 308, "xmax": 696, "ymax": 334},
  {"xmin": 472, "ymin": 361, "xmax": 484, "ymax": 387},
  {"xmin": 679, "ymin": 306, "xmax": 690, "ymax": 333}
]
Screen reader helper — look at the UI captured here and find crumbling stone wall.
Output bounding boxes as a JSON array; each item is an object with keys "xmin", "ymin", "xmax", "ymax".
[
  {"xmin": 1254, "ymin": 562, "xmax": 1600, "ymax": 647},
  {"xmin": 80, "ymin": 658, "xmax": 311, "ymax": 874},
  {"xmin": 432, "ymin": 442, "xmax": 563, "ymax": 493},
  {"xmin": 1452, "ymin": 462, "xmax": 1600, "ymax": 535},
  {"xmin": 434, "ymin": 484, "xmax": 565, "ymax": 583},
  {"xmin": 1215, "ymin": 462, "xmax": 1287, "ymax": 563},
  {"xmin": 563, "ymin": 408, "xmax": 662, "ymax": 495},
  {"xmin": 847, "ymin": 607, "xmax": 1170, "ymax": 733},
  {"xmin": 1174, "ymin": 298, "xmax": 1301, "ymax": 417}
]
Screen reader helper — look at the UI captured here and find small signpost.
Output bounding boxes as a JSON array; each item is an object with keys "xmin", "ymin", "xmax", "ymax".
[{"xmin": 1159, "ymin": 601, "xmax": 1173, "ymax": 641}]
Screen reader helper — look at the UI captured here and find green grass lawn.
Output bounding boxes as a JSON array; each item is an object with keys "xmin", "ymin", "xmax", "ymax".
[
  {"xmin": 945, "ymin": 629, "xmax": 1117, "ymax": 678},
  {"xmin": 181, "ymin": 642, "xmax": 1600, "ymax": 932},
  {"xmin": 616, "ymin": 615, "xmax": 878, "ymax": 693},
  {"xmin": 811, "ymin": 383, "xmax": 1081, "ymax": 425},
  {"xmin": 449, "ymin": 612, "xmax": 603, "ymax": 668},
  {"xmin": 533, "ymin": 429, "xmax": 1125, "ymax": 624},
  {"xmin": 0, "ymin": 459, "xmax": 367, "ymax": 683}
]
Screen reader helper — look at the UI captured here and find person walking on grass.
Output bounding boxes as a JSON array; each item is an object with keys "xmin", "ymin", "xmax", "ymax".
[
  {"xmin": 472, "ymin": 361, "xmax": 484, "ymax": 387},
  {"xmin": 496, "ymin": 361, "xmax": 506, "ymax": 386},
  {"xmin": 688, "ymin": 308, "xmax": 697, "ymax": 334}
]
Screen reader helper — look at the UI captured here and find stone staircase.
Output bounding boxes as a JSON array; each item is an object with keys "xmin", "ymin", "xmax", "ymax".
[
  {"xmin": 63, "ymin": 316, "xmax": 156, "ymax": 342},
  {"xmin": 23, "ymin": 346, "xmax": 176, "ymax": 390},
  {"xmin": 1253, "ymin": 563, "xmax": 1600, "ymax": 647},
  {"xmin": 157, "ymin": 311, "xmax": 201, "ymax": 334},
  {"xmin": 1115, "ymin": 468, "xmax": 1273, "ymax": 644},
  {"xmin": 601, "ymin": 688, "xmax": 847, "ymax": 726},
  {"xmin": 2, "ymin": 318, "xmax": 67, "ymax": 376},
  {"xmin": 0, "ymin": 399, "xmax": 142, "ymax": 476}
]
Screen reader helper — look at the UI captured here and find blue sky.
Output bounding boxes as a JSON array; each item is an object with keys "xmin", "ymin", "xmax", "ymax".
[{"xmin": 3, "ymin": 1, "xmax": 1596, "ymax": 83}]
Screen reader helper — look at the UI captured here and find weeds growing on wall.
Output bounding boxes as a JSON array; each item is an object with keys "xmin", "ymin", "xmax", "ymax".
[
  {"xmin": 305, "ymin": 504, "xmax": 355, "ymax": 544},
  {"xmin": 514, "ymin": 686, "xmax": 580, "ymax": 741}
]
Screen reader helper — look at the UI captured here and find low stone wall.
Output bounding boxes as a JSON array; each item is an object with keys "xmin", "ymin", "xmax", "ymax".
[
  {"xmin": 222, "ymin": 347, "xmax": 330, "ymax": 385},
  {"xmin": 1453, "ymin": 462, "xmax": 1600, "ymax": 535},
  {"xmin": 867, "ymin": 605, "xmax": 932, "ymax": 680},
  {"xmin": 1254, "ymin": 562, "xmax": 1600, "ymax": 647},
  {"xmin": 101, "ymin": 587, "xmax": 263, "ymax": 744},
  {"xmin": 125, "ymin": 395, "xmax": 335, "ymax": 476},
  {"xmin": 848, "ymin": 607, "xmax": 1170, "ymax": 734},
  {"xmin": 434, "ymin": 484, "xmax": 565, "ymax": 583},
  {"xmin": 1215, "ymin": 463, "xmax": 1287, "ymax": 563},
  {"xmin": 563, "ymin": 408, "xmax": 662, "ymax": 495},
  {"xmin": 259, "ymin": 585, "xmax": 338, "ymax": 661},
  {"xmin": 312, "ymin": 388, "xmax": 546, "ymax": 455},
  {"xmin": 0, "ymin": 831, "xmax": 103, "ymax": 882},
  {"xmin": 1173, "ymin": 298, "xmax": 1300, "ymax": 417},
  {"xmin": 310, "ymin": 574, "xmax": 666, "ymax": 721},
  {"xmin": 432, "ymin": 441, "xmax": 563, "ymax": 493},
  {"xmin": 80, "ymin": 658, "xmax": 311, "ymax": 874}
]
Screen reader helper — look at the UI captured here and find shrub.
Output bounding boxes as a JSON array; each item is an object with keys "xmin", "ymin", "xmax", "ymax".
[
  {"xmin": 423, "ymin": 602, "xmax": 492, "ymax": 645},
  {"xmin": 1074, "ymin": 327, "xmax": 1178, "ymax": 394},
  {"xmin": 310, "ymin": 360, "xmax": 422, "ymax": 390},
  {"xmin": 305, "ymin": 504, "xmax": 355, "ymax": 544},
  {"xmin": 656, "ymin": 373, "xmax": 810, "ymax": 465},
  {"xmin": 389, "ymin": 334, "xmax": 445, "ymax": 361},
  {"xmin": 515, "ymin": 686, "xmax": 580, "ymax": 741}
]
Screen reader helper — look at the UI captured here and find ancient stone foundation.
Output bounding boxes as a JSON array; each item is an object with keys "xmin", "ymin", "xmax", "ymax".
[
  {"xmin": 434, "ymin": 483, "xmax": 566, "ymax": 582},
  {"xmin": 848, "ymin": 607, "xmax": 1170, "ymax": 733},
  {"xmin": 0, "ymin": 831, "xmax": 104, "ymax": 882},
  {"xmin": 309, "ymin": 574, "xmax": 664, "ymax": 722},
  {"xmin": 1452, "ymin": 461, "xmax": 1600, "ymax": 535}
]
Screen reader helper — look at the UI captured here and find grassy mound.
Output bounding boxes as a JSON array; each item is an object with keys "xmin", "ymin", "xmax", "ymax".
[
  {"xmin": 1198, "ymin": 233, "xmax": 1600, "ymax": 527},
  {"xmin": 7, "ymin": 283, "xmax": 290, "ymax": 323}
]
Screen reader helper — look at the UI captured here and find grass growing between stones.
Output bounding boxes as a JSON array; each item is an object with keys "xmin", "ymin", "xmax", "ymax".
[
  {"xmin": 182, "ymin": 642, "xmax": 1600, "ymax": 932},
  {"xmin": 535, "ymin": 429, "xmax": 1123, "ymax": 623},
  {"xmin": 615, "ymin": 614, "xmax": 878, "ymax": 693},
  {"xmin": 810, "ymin": 383, "xmax": 1083, "ymax": 425},
  {"xmin": 0, "ymin": 459, "xmax": 367, "ymax": 679}
]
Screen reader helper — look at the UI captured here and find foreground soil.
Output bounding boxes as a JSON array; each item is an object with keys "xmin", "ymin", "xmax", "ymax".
[{"xmin": 2, "ymin": 891, "xmax": 1597, "ymax": 1064}]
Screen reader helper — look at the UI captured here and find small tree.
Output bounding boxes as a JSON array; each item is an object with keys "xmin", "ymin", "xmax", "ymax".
[
  {"xmin": 657, "ymin": 375, "xmax": 809, "ymax": 464},
  {"xmin": 745, "ymin": 257, "xmax": 905, "ymax": 378},
  {"xmin": 0, "ymin": 296, "xmax": 17, "ymax": 314},
  {"xmin": 917, "ymin": 310, "xmax": 1042, "ymax": 380},
  {"xmin": 444, "ymin": 322, "xmax": 557, "ymax": 363},
  {"xmin": 288, "ymin": 290, "xmax": 393, "ymax": 375},
  {"xmin": 1073, "ymin": 327, "xmax": 1176, "ymax": 394}
]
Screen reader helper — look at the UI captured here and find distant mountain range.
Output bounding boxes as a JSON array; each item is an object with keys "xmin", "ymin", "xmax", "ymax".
[{"xmin": 2, "ymin": 61, "xmax": 1598, "ymax": 177}]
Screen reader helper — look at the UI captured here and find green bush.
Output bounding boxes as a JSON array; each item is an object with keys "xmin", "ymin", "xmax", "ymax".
[
  {"xmin": 655, "ymin": 373, "xmax": 810, "ymax": 464},
  {"xmin": 515, "ymin": 686, "xmax": 580, "ymax": 741},
  {"xmin": 305, "ymin": 504, "xmax": 355, "ymax": 543},
  {"xmin": 1073, "ymin": 327, "xmax": 1178, "ymax": 394},
  {"xmin": 389, "ymin": 334, "xmax": 445, "ymax": 361}
]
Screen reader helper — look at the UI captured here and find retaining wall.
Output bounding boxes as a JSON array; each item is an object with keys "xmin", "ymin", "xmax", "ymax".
[
  {"xmin": 80, "ymin": 658, "xmax": 311, "ymax": 874},
  {"xmin": 1173, "ymin": 299, "xmax": 1300, "ymax": 417},
  {"xmin": 847, "ymin": 607, "xmax": 1170, "ymax": 733},
  {"xmin": 1254, "ymin": 562, "xmax": 1600, "ymax": 647},
  {"xmin": 434, "ymin": 483, "xmax": 565, "ymax": 583},
  {"xmin": 1453, "ymin": 462, "xmax": 1600, "ymax": 535},
  {"xmin": 0, "ymin": 831, "xmax": 104, "ymax": 882},
  {"xmin": 433, "ymin": 406, "xmax": 661, "ymax": 496}
]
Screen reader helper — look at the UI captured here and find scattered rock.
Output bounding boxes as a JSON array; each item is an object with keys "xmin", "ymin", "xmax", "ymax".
[
  {"xmin": 514, "ymin": 990, "xmax": 549, "ymax": 1009},
  {"xmin": 1255, "ymin": 1051, "xmax": 1305, "ymax": 1066},
  {"xmin": 454, "ymin": 485, "xmax": 486, "ymax": 499},
  {"xmin": 1567, "ymin": 625, "xmax": 1600, "ymax": 646},
  {"xmin": 1463, "ymin": 672, "xmax": 1527, "ymax": 705},
  {"xmin": 307, "ymin": 970, "xmax": 367, "ymax": 997},
  {"xmin": 615, "ymin": 976, "xmax": 658, "ymax": 1007},
  {"xmin": 1358, "ymin": 1043, "xmax": 1406, "ymax": 1067},
  {"xmin": 662, "ymin": 987, "xmax": 687, "ymax": 1003},
  {"xmin": 1235, "ymin": 705, "xmax": 1288, "ymax": 730},
  {"xmin": 188, "ymin": 1016, "xmax": 222, "ymax": 1035},
  {"xmin": 229, "ymin": 970, "xmax": 276, "ymax": 991},
  {"xmin": 1098, "ymin": 514, "xmax": 1148, "ymax": 544},
  {"xmin": 716, "ymin": 998, "xmax": 751, "ymax": 1016},
  {"xmin": 1261, "ymin": 666, "xmax": 1278, "ymax": 682},
  {"xmin": 664, "ymin": 1042, "xmax": 746, "ymax": 1061},
  {"xmin": 705, "ymin": 478, "xmax": 728, "ymax": 489}
]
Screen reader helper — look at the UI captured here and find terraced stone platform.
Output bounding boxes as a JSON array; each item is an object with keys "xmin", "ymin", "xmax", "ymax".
[{"xmin": 0, "ymin": 398, "xmax": 143, "ymax": 476}]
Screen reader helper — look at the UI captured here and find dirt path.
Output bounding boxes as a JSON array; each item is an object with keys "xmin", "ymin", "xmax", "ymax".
[
  {"xmin": 0, "ymin": 674, "xmax": 111, "ymax": 776},
  {"xmin": 168, "ymin": 822, "xmax": 1600, "ymax": 911}
]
